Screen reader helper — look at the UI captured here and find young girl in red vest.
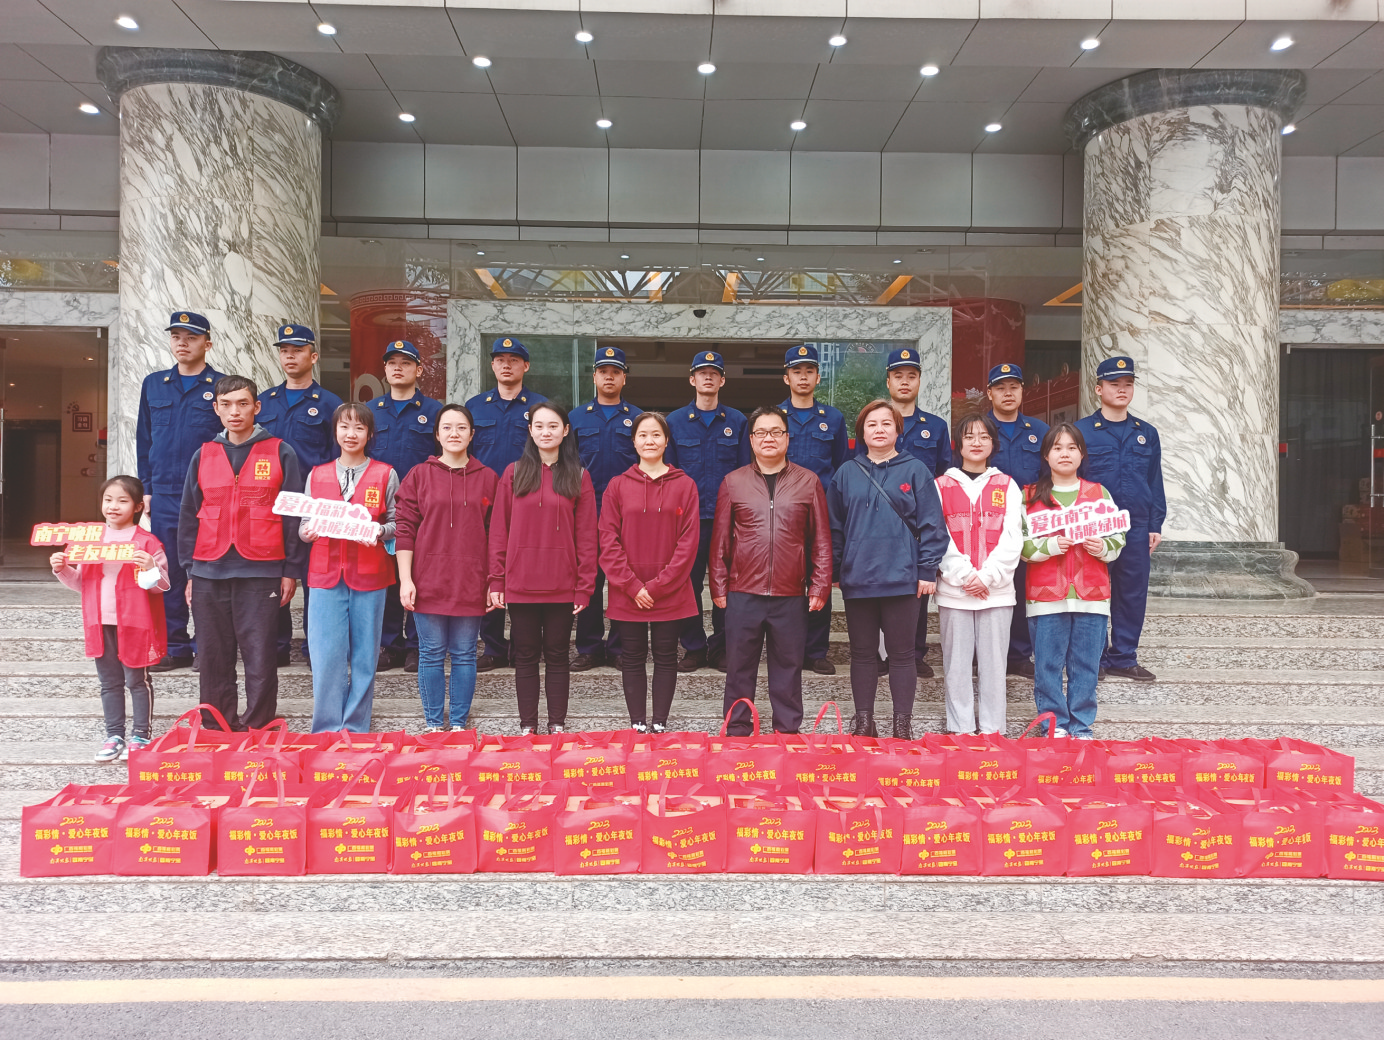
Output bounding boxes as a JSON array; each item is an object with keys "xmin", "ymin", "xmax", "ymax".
[
  {"xmin": 1021, "ymin": 422, "xmax": 1125, "ymax": 740},
  {"xmin": 935, "ymin": 413, "xmax": 1024, "ymax": 735},
  {"xmin": 51, "ymin": 475, "xmax": 170, "ymax": 762},
  {"xmin": 300, "ymin": 403, "xmax": 399, "ymax": 732}
]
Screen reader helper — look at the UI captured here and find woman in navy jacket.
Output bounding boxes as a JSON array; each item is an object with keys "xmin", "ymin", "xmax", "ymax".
[{"xmin": 827, "ymin": 399, "xmax": 951, "ymax": 739}]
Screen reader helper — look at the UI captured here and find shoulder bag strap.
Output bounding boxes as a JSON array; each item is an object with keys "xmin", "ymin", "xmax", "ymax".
[{"xmin": 851, "ymin": 457, "xmax": 922, "ymax": 541}]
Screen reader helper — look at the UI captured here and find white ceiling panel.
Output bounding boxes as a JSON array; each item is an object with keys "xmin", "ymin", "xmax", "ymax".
[
  {"xmin": 1196, "ymin": 21, "xmax": 1375, "ymax": 69},
  {"xmin": 912, "ymin": 65, "xmax": 1041, "ymax": 104},
  {"xmin": 708, "ymin": 16, "xmax": 840, "ymax": 65},
  {"xmin": 797, "ymin": 99, "xmax": 909, "ymax": 150},
  {"xmin": 36, "ymin": 0, "xmax": 214, "ymax": 48},
  {"xmin": 1071, "ymin": 20, "xmax": 1238, "ymax": 68},
  {"xmin": 176, "ymin": 0, "xmax": 337, "ymax": 51},
  {"xmin": 830, "ymin": 18, "xmax": 975, "ymax": 67},
  {"xmin": 1322, "ymin": 71, "xmax": 1384, "ymax": 105},
  {"xmin": 972, "ymin": 103, "xmax": 1071, "ymax": 154},
  {"xmin": 485, "ymin": 58, "xmax": 600, "ymax": 96},
  {"xmin": 1340, "ymin": 130, "xmax": 1384, "ymax": 157},
  {"xmin": 703, "ymin": 63, "xmax": 819, "ymax": 100},
  {"xmin": 886, "ymin": 101, "xmax": 1008, "ymax": 152},
  {"xmin": 314, "ymin": 4, "xmax": 463, "ymax": 55},
  {"xmin": 329, "ymin": 88, "xmax": 423, "ymax": 143},
  {"xmin": 276, "ymin": 52, "xmax": 387, "ymax": 91},
  {"xmin": 1315, "ymin": 23, "xmax": 1384, "ymax": 69},
  {"xmin": 446, "ymin": 9, "xmax": 584, "ymax": 59},
  {"xmin": 0, "ymin": 1, "xmax": 90, "ymax": 46},
  {"xmin": 579, "ymin": 13, "xmax": 712, "ymax": 61},
  {"xmin": 496, "ymin": 93, "xmax": 608, "ymax": 147},
  {"xmin": 368, "ymin": 54, "xmax": 493, "ymax": 93},
  {"xmin": 595, "ymin": 60, "xmax": 707, "ymax": 100},
  {"xmin": 808, "ymin": 64, "xmax": 925, "ymax": 102},
  {"xmin": 0, "ymin": 78, "xmax": 119, "ymax": 134},
  {"xmin": 1017, "ymin": 66, "xmax": 1136, "ymax": 104},
  {"xmin": 0, "ymin": 44, "xmax": 61, "ymax": 80},
  {"xmin": 394, "ymin": 90, "xmax": 515, "ymax": 146},
  {"xmin": 600, "ymin": 96, "xmax": 705, "ymax": 149},
  {"xmin": 0, "ymin": 103, "xmax": 44, "ymax": 132},
  {"xmin": 1282, "ymin": 105, "xmax": 1384, "ymax": 156},
  {"xmin": 12, "ymin": 44, "xmax": 100, "ymax": 82},
  {"xmin": 951, "ymin": 19, "xmax": 1108, "ymax": 67},
  {"xmin": 700, "ymin": 98, "xmax": 801, "ymax": 149}
]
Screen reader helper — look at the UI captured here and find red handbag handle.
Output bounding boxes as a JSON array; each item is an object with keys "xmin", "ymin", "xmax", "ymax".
[
  {"xmin": 719, "ymin": 697, "xmax": 761, "ymax": 736},
  {"xmin": 811, "ymin": 701, "xmax": 844, "ymax": 735},
  {"xmin": 1019, "ymin": 713, "xmax": 1058, "ymax": 739},
  {"xmin": 153, "ymin": 704, "xmax": 233, "ymax": 750},
  {"xmin": 328, "ymin": 756, "xmax": 387, "ymax": 808},
  {"xmin": 245, "ymin": 719, "xmax": 289, "ymax": 752}
]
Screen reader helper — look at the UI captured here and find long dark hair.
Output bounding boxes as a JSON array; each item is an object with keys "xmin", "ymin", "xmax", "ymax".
[
  {"xmin": 1027, "ymin": 422, "xmax": 1088, "ymax": 509},
  {"xmin": 952, "ymin": 411, "xmax": 998, "ymax": 470},
  {"xmin": 513, "ymin": 401, "xmax": 583, "ymax": 500}
]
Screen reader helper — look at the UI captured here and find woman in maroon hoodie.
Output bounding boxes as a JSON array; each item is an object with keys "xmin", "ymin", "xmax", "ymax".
[
  {"xmin": 598, "ymin": 412, "xmax": 700, "ymax": 733},
  {"xmin": 396, "ymin": 403, "xmax": 498, "ymax": 731},
  {"xmin": 488, "ymin": 401, "xmax": 598, "ymax": 734}
]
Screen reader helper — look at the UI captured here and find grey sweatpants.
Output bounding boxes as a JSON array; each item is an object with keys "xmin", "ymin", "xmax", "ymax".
[{"xmin": 939, "ymin": 604, "xmax": 1013, "ymax": 735}]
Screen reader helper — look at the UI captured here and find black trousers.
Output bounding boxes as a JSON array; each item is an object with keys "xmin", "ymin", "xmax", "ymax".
[
  {"xmin": 509, "ymin": 601, "xmax": 574, "ymax": 729},
  {"xmin": 844, "ymin": 594, "xmax": 921, "ymax": 716},
  {"xmin": 914, "ymin": 592, "xmax": 933, "ymax": 658},
  {"xmin": 615, "ymin": 618, "xmax": 682, "ymax": 725},
  {"xmin": 681, "ymin": 519, "xmax": 726, "ymax": 656},
  {"xmin": 722, "ymin": 591, "xmax": 806, "ymax": 736},
  {"xmin": 276, "ymin": 584, "xmax": 309, "ymax": 657},
  {"xmin": 192, "ymin": 575, "xmax": 281, "ymax": 731}
]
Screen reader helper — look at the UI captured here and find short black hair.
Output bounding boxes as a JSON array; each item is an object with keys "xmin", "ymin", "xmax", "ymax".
[
  {"xmin": 747, "ymin": 405, "xmax": 788, "ymax": 433},
  {"xmin": 214, "ymin": 374, "xmax": 257, "ymax": 400}
]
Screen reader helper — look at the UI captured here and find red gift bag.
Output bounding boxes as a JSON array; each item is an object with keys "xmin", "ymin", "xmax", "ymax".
[
  {"xmin": 1323, "ymin": 792, "xmax": 1384, "ymax": 881},
  {"xmin": 553, "ymin": 788, "xmax": 643, "ymax": 875},
  {"xmin": 1237, "ymin": 791, "xmax": 1325, "ymax": 878},
  {"xmin": 1257, "ymin": 738, "xmax": 1355, "ymax": 796},
  {"xmin": 1064, "ymin": 790, "xmax": 1154, "ymax": 877},
  {"xmin": 552, "ymin": 732, "xmax": 632, "ymax": 790},
  {"xmin": 1150, "ymin": 794, "xmax": 1242, "ymax": 878},
  {"xmin": 475, "ymin": 784, "xmax": 564, "ymax": 872},
  {"xmin": 113, "ymin": 790, "xmax": 214, "ymax": 876},
  {"xmin": 384, "ymin": 732, "xmax": 473, "ymax": 792},
  {"xmin": 20, "ymin": 784, "xmax": 131, "ymax": 877},
  {"xmin": 641, "ymin": 782, "xmax": 728, "ymax": 874},
  {"xmin": 302, "ymin": 732, "xmax": 402, "ymax": 789},
  {"xmin": 628, "ymin": 733, "xmax": 708, "ymax": 787},
  {"xmin": 725, "ymin": 784, "xmax": 817, "ymax": 874},
  {"xmin": 390, "ymin": 777, "xmax": 479, "ymax": 875},
  {"xmin": 1021, "ymin": 716, "xmax": 1100, "ymax": 791},
  {"xmin": 859, "ymin": 743, "xmax": 946, "ymax": 795},
  {"xmin": 980, "ymin": 788, "xmax": 1069, "ymax": 876},
  {"xmin": 216, "ymin": 770, "xmax": 309, "ymax": 876},
  {"xmin": 467, "ymin": 735, "xmax": 555, "ymax": 786},
  {"xmin": 1099, "ymin": 741, "xmax": 1184, "ymax": 791},
  {"xmin": 306, "ymin": 758, "xmax": 394, "ymax": 874},
  {"xmin": 784, "ymin": 704, "xmax": 876, "ymax": 789},
  {"xmin": 127, "ymin": 705, "xmax": 236, "ymax": 788},
  {"xmin": 810, "ymin": 787, "xmax": 903, "ymax": 875},
  {"xmin": 707, "ymin": 700, "xmax": 788, "ymax": 785},
  {"xmin": 895, "ymin": 791, "xmax": 983, "ymax": 876},
  {"xmin": 214, "ymin": 721, "xmax": 307, "ymax": 790},
  {"xmin": 1179, "ymin": 739, "xmax": 1266, "ymax": 796},
  {"xmin": 930, "ymin": 733, "xmax": 1025, "ymax": 793}
]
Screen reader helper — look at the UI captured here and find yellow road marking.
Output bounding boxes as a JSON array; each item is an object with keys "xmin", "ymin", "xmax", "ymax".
[{"xmin": 0, "ymin": 977, "xmax": 1381, "ymax": 1005}]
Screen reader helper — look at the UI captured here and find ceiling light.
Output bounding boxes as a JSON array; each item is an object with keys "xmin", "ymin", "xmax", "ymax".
[
  {"xmin": 115, "ymin": 15, "xmax": 138, "ymax": 29},
  {"xmin": 698, "ymin": 62, "xmax": 716, "ymax": 74},
  {"xmin": 476, "ymin": 250, "xmax": 485, "ymax": 256},
  {"xmin": 985, "ymin": 122, "xmax": 1002, "ymax": 132},
  {"xmin": 1080, "ymin": 38, "xmax": 1100, "ymax": 50},
  {"xmin": 317, "ymin": 22, "xmax": 336, "ymax": 36},
  {"xmin": 472, "ymin": 55, "xmax": 492, "ymax": 68},
  {"xmin": 828, "ymin": 34, "xmax": 847, "ymax": 47},
  {"xmin": 596, "ymin": 118, "xmax": 612, "ymax": 128},
  {"xmin": 78, "ymin": 102, "xmax": 100, "ymax": 115},
  {"xmin": 920, "ymin": 64, "xmax": 940, "ymax": 77},
  {"xmin": 620, "ymin": 254, "xmax": 630, "ymax": 259},
  {"xmin": 1282, "ymin": 123, "xmax": 1296, "ymax": 135},
  {"xmin": 398, "ymin": 112, "xmax": 415, "ymax": 122},
  {"xmin": 892, "ymin": 259, "xmax": 902, "ymax": 264},
  {"xmin": 756, "ymin": 257, "xmax": 765, "ymax": 262},
  {"xmin": 575, "ymin": 30, "xmax": 593, "ymax": 43},
  {"xmin": 790, "ymin": 119, "xmax": 807, "ymax": 131},
  {"xmin": 1271, "ymin": 35, "xmax": 1294, "ymax": 52}
]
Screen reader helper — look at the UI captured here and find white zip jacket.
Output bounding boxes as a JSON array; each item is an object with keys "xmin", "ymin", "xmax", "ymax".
[{"xmin": 934, "ymin": 466, "xmax": 1025, "ymax": 611}]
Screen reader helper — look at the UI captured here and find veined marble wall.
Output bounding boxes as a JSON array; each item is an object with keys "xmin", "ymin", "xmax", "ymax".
[
  {"xmin": 1082, "ymin": 105, "xmax": 1281, "ymax": 543},
  {"xmin": 117, "ymin": 82, "xmax": 321, "ymax": 411},
  {"xmin": 447, "ymin": 301, "xmax": 952, "ymax": 419}
]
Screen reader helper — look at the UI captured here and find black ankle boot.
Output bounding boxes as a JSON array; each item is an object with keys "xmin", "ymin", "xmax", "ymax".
[
  {"xmin": 892, "ymin": 714, "xmax": 914, "ymax": 741},
  {"xmin": 849, "ymin": 712, "xmax": 877, "ymax": 738}
]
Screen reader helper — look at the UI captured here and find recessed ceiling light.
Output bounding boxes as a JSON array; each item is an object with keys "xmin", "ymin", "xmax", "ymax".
[
  {"xmin": 620, "ymin": 254, "xmax": 630, "ymax": 259},
  {"xmin": 790, "ymin": 119, "xmax": 807, "ymax": 131},
  {"xmin": 1271, "ymin": 35, "xmax": 1294, "ymax": 52},
  {"xmin": 596, "ymin": 118, "xmax": 612, "ymax": 128},
  {"xmin": 575, "ymin": 30, "xmax": 593, "ymax": 43},
  {"xmin": 892, "ymin": 259, "xmax": 902, "ymax": 264},
  {"xmin": 472, "ymin": 55, "xmax": 492, "ymax": 68},
  {"xmin": 756, "ymin": 257, "xmax": 765, "ymax": 262},
  {"xmin": 985, "ymin": 122, "xmax": 1002, "ymax": 132},
  {"xmin": 1080, "ymin": 38, "xmax": 1100, "ymax": 50},
  {"xmin": 697, "ymin": 62, "xmax": 716, "ymax": 74},
  {"xmin": 78, "ymin": 102, "xmax": 100, "ymax": 115},
  {"xmin": 115, "ymin": 15, "xmax": 138, "ymax": 29},
  {"xmin": 828, "ymin": 34, "xmax": 847, "ymax": 47},
  {"xmin": 920, "ymin": 65, "xmax": 940, "ymax": 77},
  {"xmin": 398, "ymin": 112, "xmax": 415, "ymax": 122},
  {"xmin": 317, "ymin": 22, "xmax": 336, "ymax": 36},
  {"xmin": 1281, "ymin": 123, "xmax": 1297, "ymax": 135}
]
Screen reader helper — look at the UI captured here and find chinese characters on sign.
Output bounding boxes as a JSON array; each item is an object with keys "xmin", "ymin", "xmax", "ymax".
[
  {"xmin": 272, "ymin": 492, "xmax": 381, "ymax": 545},
  {"xmin": 30, "ymin": 523, "xmax": 138, "ymax": 565},
  {"xmin": 1027, "ymin": 499, "xmax": 1131, "ymax": 541}
]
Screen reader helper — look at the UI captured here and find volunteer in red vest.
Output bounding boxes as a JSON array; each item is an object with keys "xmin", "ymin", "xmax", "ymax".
[
  {"xmin": 1021, "ymin": 422, "xmax": 1125, "ymax": 740},
  {"xmin": 178, "ymin": 375, "xmax": 307, "ymax": 730},
  {"xmin": 934, "ymin": 412, "xmax": 1024, "ymax": 736},
  {"xmin": 300, "ymin": 403, "xmax": 399, "ymax": 733}
]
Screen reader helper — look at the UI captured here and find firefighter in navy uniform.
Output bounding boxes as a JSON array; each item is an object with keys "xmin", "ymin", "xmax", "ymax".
[
  {"xmin": 465, "ymin": 336, "xmax": 547, "ymax": 672},
  {"xmin": 984, "ymin": 362, "xmax": 1049, "ymax": 678},
  {"xmin": 665, "ymin": 351, "xmax": 750, "ymax": 672},
  {"xmin": 778, "ymin": 344, "xmax": 848, "ymax": 675},
  {"xmin": 369, "ymin": 340, "xmax": 442, "ymax": 672},
  {"xmin": 1075, "ymin": 356, "xmax": 1166, "ymax": 682},
  {"xmin": 257, "ymin": 323, "xmax": 343, "ymax": 667},
  {"xmin": 570, "ymin": 346, "xmax": 643, "ymax": 670},
  {"xmin": 136, "ymin": 311, "xmax": 225, "ymax": 672}
]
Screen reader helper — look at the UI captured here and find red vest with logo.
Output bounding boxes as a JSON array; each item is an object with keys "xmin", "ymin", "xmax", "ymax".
[
  {"xmin": 1024, "ymin": 479, "xmax": 1112, "ymax": 602},
  {"xmin": 937, "ymin": 472, "xmax": 1009, "ymax": 569},
  {"xmin": 192, "ymin": 439, "xmax": 286, "ymax": 561},
  {"xmin": 80, "ymin": 527, "xmax": 168, "ymax": 668},
  {"xmin": 307, "ymin": 459, "xmax": 395, "ymax": 591}
]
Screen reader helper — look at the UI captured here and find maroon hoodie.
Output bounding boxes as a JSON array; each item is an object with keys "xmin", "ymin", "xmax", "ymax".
[
  {"xmin": 598, "ymin": 463, "xmax": 700, "ymax": 624},
  {"xmin": 394, "ymin": 455, "xmax": 498, "ymax": 616},
  {"xmin": 489, "ymin": 461, "xmax": 598, "ymax": 608}
]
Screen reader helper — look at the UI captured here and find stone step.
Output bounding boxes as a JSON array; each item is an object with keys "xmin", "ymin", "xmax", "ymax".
[{"xmin": 1136, "ymin": 636, "xmax": 1384, "ymax": 672}]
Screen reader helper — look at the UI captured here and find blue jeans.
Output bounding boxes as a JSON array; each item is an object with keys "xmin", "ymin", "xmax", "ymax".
[
  {"xmin": 307, "ymin": 581, "xmax": 387, "ymax": 733},
  {"xmin": 149, "ymin": 493, "xmax": 192, "ymax": 657},
  {"xmin": 1029, "ymin": 611, "xmax": 1106, "ymax": 737},
  {"xmin": 414, "ymin": 612, "xmax": 482, "ymax": 729}
]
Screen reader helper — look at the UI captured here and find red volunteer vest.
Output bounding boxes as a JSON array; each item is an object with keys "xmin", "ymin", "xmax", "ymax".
[
  {"xmin": 192, "ymin": 439, "xmax": 286, "ymax": 561},
  {"xmin": 80, "ymin": 527, "xmax": 168, "ymax": 668},
  {"xmin": 1023, "ymin": 479, "xmax": 1113, "ymax": 602},
  {"xmin": 307, "ymin": 459, "xmax": 395, "ymax": 591},
  {"xmin": 937, "ymin": 472, "xmax": 1009, "ymax": 569}
]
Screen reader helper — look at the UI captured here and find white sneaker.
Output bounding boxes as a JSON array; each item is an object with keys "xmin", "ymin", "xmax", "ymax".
[
  {"xmin": 1073, "ymin": 732, "xmax": 1097, "ymax": 741},
  {"xmin": 1051, "ymin": 727, "xmax": 1069, "ymax": 739},
  {"xmin": 94, "ymin": 736, "xmax": 125, "ymax": 763}
]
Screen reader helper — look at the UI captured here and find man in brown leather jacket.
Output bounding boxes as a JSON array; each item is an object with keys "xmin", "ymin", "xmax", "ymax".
[{"xmin": 710, "ymin": 405, "xmax": 832, "ymax": 735}]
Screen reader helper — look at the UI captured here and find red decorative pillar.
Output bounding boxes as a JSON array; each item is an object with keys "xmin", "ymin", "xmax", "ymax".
[{"xmin": 348, "ymin": 290, "xmax": 447, "ymax": 403}]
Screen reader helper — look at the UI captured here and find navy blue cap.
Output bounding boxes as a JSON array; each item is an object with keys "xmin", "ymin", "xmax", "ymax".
[
  {"xmin": 886, "ymin": 347, "xmax": 921, "ymax": 371},
  {"xmin": 691, "ymin": 350, "xmax": 725, "ymax": 374},
  {"xmin": 594, "ymin": 346, "xmax": 628, "ymax": 371},
  {"xmin": 274, "ymin": 323, "xmax": 315, "ymax": 347},
  {"xmin": 784, "ymin": 345, "xmax": 820, "ymax": 368},
  {"xmin": 166, "ymin": 311, "xmax": 210, "ymax": 335},
  {"xmin": 491, "ymin": 336, "xmax": 530, "ymax": 362},
  {"xmin": 987, "ymin": 362, "xmax": 1023, "ymax": 385},
  {"xmin": 382, "ymin": 339, "xmax": 422, "ymax": 363},
  {"xmin": 1096, "ymin": 356, "xmax": 1136, "ymax": 380}
]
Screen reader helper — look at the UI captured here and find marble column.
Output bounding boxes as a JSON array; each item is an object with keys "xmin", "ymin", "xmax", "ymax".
[
  {"xmin": 1065, "ymin": 69, "xmax": 1313, "ymax": 599},
  {"xmin": 96, "ymin": 48, "xmax": 340, "ymax": 478}
]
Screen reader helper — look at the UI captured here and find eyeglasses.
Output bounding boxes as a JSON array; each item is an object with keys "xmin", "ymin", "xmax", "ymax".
[
  {"xmin": 961, "ymin": 433, "xmax": 993, "ymax": 443},
  {"xmin": 750, "ymin": 429, "xmax": 787, "ymax": 440}
]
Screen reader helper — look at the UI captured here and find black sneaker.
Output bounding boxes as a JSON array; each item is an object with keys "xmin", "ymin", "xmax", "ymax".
[
  {"xmin": 709, "ymin": 649, "xmax": 728, "ymax": 673},
  {"xmin": 1104, "ymin": 664, "xmax": 1156, "ymax": 682},
  {"xmin": 477, "ymin": 654, "xmax": 505, "ymax": 673},
  {"xmin": 403, "ymin": 650, "xmax": 419, "ymax": 674},
  {"xmin": 631, "ymin": 720, "xmax": 648, "ymax": 734},
  {"xmin": 570, "ymin": 651, "xmax": 604, "ymax": 672},
  {"xmin": 651, "ymin": 722, "xmax": 668, "ymax": 734},
  {"xmin": 1006, "ymin": 659, "xmax": 1035, "ymax": 678},
  {"xmin": 916, "ymin": 658, "xmax": 935, "ymax": 679},
  {"xmin": 150, "ymin": 654, "xmax": 194, "ymax": 673},
  {"xmin": 806, "ymin": 658, "xmax": 836, "ymax": 675},
  {"xmin": 377, "ymin": 648, "xmax": 400, "ymax": 672},
  {"xmin": 677, "ymin": 649, "xmax": 706, "ymax": 673},
  {"xmin": 276, "ymin": 649, "xmax": 292, "ymax": 667}
]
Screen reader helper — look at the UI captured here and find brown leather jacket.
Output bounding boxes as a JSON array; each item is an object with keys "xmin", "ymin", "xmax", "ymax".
[{"xmin": 709, "ymin": 461, "xmax": 832, "ymax": 600}]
